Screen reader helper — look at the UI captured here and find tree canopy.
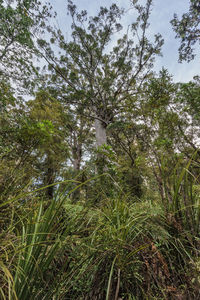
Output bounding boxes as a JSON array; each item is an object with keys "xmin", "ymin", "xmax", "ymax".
[{"xmin": 171, "ymin": 0, "xmax": 200, "ymax": 61}]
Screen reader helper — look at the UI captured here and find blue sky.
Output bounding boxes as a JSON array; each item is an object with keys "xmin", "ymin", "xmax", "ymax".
[{"xmin": 52, "ymin": 0, "xmax": 199, "ymax": 83}]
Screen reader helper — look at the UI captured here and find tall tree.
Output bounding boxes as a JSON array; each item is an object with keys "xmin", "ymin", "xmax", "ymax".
[
  {"xmin": 26, "ymin": 90, "xmax": 69, "ymax": 198},
  {"xmin": 175, "ymin": 77, "xmax": 200, "ymax": 158},
  {"xmin": 39, "ymin": 0, "xmax": 163, "ymax": 149},
  {"xmin": 171, "ymin": 0, "xmax": 200, "ymax": 62},
  {"xmin": 0, "ymin": 0, "xmax": 53, "ymax": 91}
]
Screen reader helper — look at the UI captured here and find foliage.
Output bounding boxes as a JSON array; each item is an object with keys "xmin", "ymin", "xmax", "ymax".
[
  {"xmin": 0, "ymin": 0, "xmax": 200, "ymax": 299},
  {"xmin": 1, "ymin": 170, "xmax": 199, "ymax": 299},
  {"xmin": 0, "ymin": 0, "xmax": 53, "ymax": 91},
  {"xmin": 171, "ymin": 0, "xmax": 200, "ymax": 61}
]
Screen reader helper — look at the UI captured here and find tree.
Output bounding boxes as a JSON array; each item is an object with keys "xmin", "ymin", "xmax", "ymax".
[
  {"xmin": 26, "ymin": 90, "xmax": 69, "ymax": 198},
  {"xmin": 0, "ymin": 88, "xmax": 70, "ymax": 200},
  {"xmin": 174, "ymin": 77, "xmax": 200, "ymax": 160},
  {"xmin": 0, "ymin": 91, "xmax": 35, "ymax": 199},
  {"xmin": 134, "ymin": 69, "xmax": 183, "ymax": 201},
  {"xmin": 0, "ymin": 0, "xmax": 53, "ymax": 91},
  {"xmin": 171, "ymin": 0, "xmax": 200, "ymax": 62},
  {"xmin": 0, "ymin": 79, "xmax": 15, "ymax": 112},
  {"xmin": 40, "ymin": 0, "xmax": 163, "ymax": 148}
]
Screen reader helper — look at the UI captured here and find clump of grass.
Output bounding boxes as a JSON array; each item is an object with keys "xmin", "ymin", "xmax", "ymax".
[{"xmin": 0, "ymin": 161, "xmax": 199, "ymax": 299}]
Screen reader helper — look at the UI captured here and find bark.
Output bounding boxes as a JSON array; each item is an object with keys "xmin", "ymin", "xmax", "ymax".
[
  {"xmin": 44, "ymin": 158, "xmax": 55, "ymax": 200},
  {"xmin": 94, "ymin": 118, "xmax": 107, "ymax": 147},
  {"xmin": 72, "ymin": 141, "xmax": 82, "ymax": 202},
  {"xmin": 94, "ymin": 117, "xmax": 108, "ymax": 174},
  {"xmin": 72, "ymin": 143, "xmax": 82, "ymax": 171},
  {"xmin": 46, "ymin": 166, "xmax": 54, "ymax": 199}
]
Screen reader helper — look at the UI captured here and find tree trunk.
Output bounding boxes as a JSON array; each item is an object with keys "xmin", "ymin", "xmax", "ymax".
[
  {"xmin": 44, "ymin": 156, "xmax": 55, "ymax": 200},
  {"xmin": 94, "ymin": 117, "xmax": 108, "ymax": 174},
  {"xmin": 46, "ymin": 166, "xmax": 54, "ymax": 199},
  {"xmin": 94, "ymin": 118, "xmax": 107, "ymax": 147},
  {"xmin": 72, "ymin": 143, "xmax": 82, "ymax": 171},
  {"xmin": 72, "ymin": 142, "xmax": 82, "ymax": 202}
]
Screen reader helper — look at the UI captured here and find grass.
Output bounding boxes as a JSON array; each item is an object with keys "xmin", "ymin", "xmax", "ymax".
[{"xmin": 0, "ymin": 160, "xmax": 199, "ymax": 299}]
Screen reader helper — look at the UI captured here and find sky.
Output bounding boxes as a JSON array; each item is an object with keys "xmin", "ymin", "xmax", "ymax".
[{"xmin": 52, "ymin": 0, "xmax": 199, "ymax": 83}]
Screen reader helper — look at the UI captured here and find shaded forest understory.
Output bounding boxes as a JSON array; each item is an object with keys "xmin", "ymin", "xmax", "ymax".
[{"xmin": 0, "ymin": 0, "xmax": 200, "ymax": 299}]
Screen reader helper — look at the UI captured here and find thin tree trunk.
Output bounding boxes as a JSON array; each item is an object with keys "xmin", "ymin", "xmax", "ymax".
[
  {"xmin": 72, "ymin": 141, "xmax": 82, "ymax": 202},
  {"xmin": 46, "ymin": 166, "xmax": 54, "ymax": 199},
  {"xmin": 44, "ymin": 156, "xmax": 55, "ymax": 200},
  {"xmin": 72, "ymin": 143, "xmax": 82, "ymax": 171}
]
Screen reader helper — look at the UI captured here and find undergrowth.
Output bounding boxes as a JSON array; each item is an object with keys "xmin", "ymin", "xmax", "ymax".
[{"xmin": 0, "ymin": 161, "xmax": 200, "ymax": 299}]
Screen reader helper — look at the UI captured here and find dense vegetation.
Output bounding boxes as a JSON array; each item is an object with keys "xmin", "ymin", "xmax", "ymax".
[{"xmin": 0, "ymin": 0, "xmax": 200, "ymax": 299}]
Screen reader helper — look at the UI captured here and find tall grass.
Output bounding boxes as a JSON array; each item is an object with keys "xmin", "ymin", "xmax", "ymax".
[{"xmin": 0, "ymin": 161, "xmax": 199, "ymax": 299}]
